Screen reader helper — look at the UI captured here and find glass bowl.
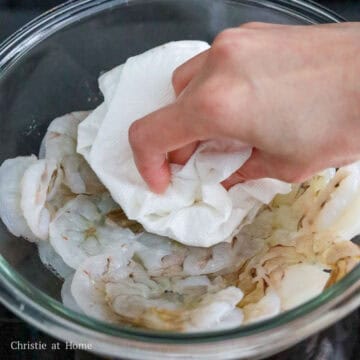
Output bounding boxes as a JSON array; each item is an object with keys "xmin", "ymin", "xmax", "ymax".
[{"xmin": 0, "ymin": 1, "xmax": 358, "ymax": 359}]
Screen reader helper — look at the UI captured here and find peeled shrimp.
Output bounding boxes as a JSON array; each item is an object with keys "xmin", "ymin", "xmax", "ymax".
[
  {"xmin": 71, "ymin": 252, "xmax": 134, "ymax": 322},
  {"xmin": 46, "ymin": 184, "xmax": 76, "ymax": 217},
  {"xmin": 105, "ymin": 261, "xmax": 179, "ymax": 323},
  {"xmin": 38, "ymin": 240, "xmax": 73, "ymax": 279},
  {"xmin": 243, "ymin": 288, "xmax": 281, "ymax": 324},
  {"xmin": 134, "ymin": 232, "xmax": 187, "ymax": 276},
  {"xmin": 39, "ymin": 111, "xmax": 86, "ymax": 159},
  {"xmin": 108, "ymin": 272, "xmax": 228, "ymax": 325},
  {"xmin": 303, "ymin": 163, "xmax": 360, "ymax": 240},
  {"xmin": 62, "ymin": 154, "xmax": 105, "ymax": 194},
  {"xmin": 72, "ymin": 252, "xmax": 243, "ymax": 331},
  {"xmin": 273, "ymin": 263, "xmax": 329, "ymax": 311},
  {"xmin": 42, "ymin": 112, "xmax": 88, "ymax": 161},
  {"xmin": 183, "ymin": 231, "xmax": 266, "ymax": 276},
  {"xmin": 0, "ymin": 156, "xmax": 38, "ymax": 241},
  {"xmin": 42, "ymin": 111, "xmax": 104, "ymax": 195},
  {"xmin": 182, "ymin": 287, "xmax": 243, "ymax": 331},
  {"xmin": 61, "ymin": 274, "xmax": 83, "ymax": 313},
  {"xmin": 183, "ymin": 242, "xmax": 234, "ymax": 276},
  {"xmin": 108, "ymin": 280, "xmax": 244, "ymax": 331},
  {"xmin": 133, "ymin": 229, "xmax": 263, "ymax": 278},
  {"xmin": 49, "ymin": 193, "xmax": 137, "ymax": 269},
  {"xmin": 20, "ymin": 159, "xmax": 62, "ymax": 240},
  {"xmin": 171, "ymin": 275, "xmax": 222, "ymax": 294},
  {"xmin": 71, "ymin": 252, "xmax": 163, "ymax": 322}
]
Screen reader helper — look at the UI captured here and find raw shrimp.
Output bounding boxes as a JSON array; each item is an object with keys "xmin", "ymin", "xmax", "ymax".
[
  {"xmin": 42, "ymin": 112, "xmax": 87, "ymax": 161},
  {"xmin": 243, "ymin": 288, "xmax": 281, "ymax": 324},
  {"xmin": 72, "ymin": 252, "xmax": 243, "ymax": 331},
  {"xmin": 62, "ymin": 154, "xmax": 105, "ymax": 194},
  {"xmin": 132, "ymin": 229, "xmax": 264, "ymax": 278},
  {"xmin": 20, "ymin": 159, "xmax": 62, "ymax": 240},
  {"xmin": 258, "ymin": 169, "xmax": 337, "ymax": 247},
  {"xmin": 38, "ymin": 240, "xmax": 73, "ymax": 279},
  {"xmin": 46, "ymin": 184, "xmax": 76, "ymax": 217},
  {"xmin": 0, "ymin": 156, "xmax": 38, "ymax": 241},
  {"xmin": 71, "ymin": 251, "xmax": 155, "ymax": 323},
  {"xmin": 105, "ymin": 261, "xmax": 180, "ymax": 323},
  {"xmin": 71, "ymin": 253, "xmax": 126, "ymax": 322},
  {"xmin": 61, "ymin": 274, "xmax": 84, "ymax": 313},
  {"xmin": 42, "ymin": 111, "xmax": 104, "ymax": 195},
  {"xmin": 181, "ymin": 287, "xmax": 243, "ymax": 331},
  {"xmin": 273, "ymin": 263, "xmax": 329, "ymax": 311},
  {"xmin": 108, "ymin": 280, "xmax": 244, "ymax": 331},
  {"xmin": 110, "ymin": 271, "xmax": 227, "ymax": 325},
  {"xmin": 183, "ymin": 242, "xmax": 234, "ymax": 276},
  {"xmin": 183, "ymin": 232, "xmax": 265, "ymax": 276},
  {"xmin": 171, "ymin": 275, "xmax": 223, "ymax": 295},
  {"xmin": 302, "ymin": 163, "xmax": 360, "ymax": 240},
  {"xmin": 105, "ymin": 207, "xmax": 144, "ymax": 234},
  {"xmin": 134, "ymin": 232, "xmax": 187, "ymax": 276},
  {"xmin": 49, "ymin": 193, "xmax": 137, "ymax": 269},
  {"xmin": 292, "ymin": 168, "xmax": 337, "ymax": 210}
]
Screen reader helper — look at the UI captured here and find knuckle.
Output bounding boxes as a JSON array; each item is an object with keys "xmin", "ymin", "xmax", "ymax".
[
  {"xmin": 211, "ymin": 41, "xmax": 233, "ymax": 62},
  {"xmin": 212, "ymin": 28, "xmax": 256, "ymax": 63},
  {"xmin": 213, "ymin": 28, "xmax": 239, "ymax": 45},
  {"xmin": 212, "ymin": 28, "xmax": 240, "ymax": 59}
]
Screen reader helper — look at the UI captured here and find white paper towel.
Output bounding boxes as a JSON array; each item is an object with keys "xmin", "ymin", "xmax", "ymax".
[{"xmin": 78, "ymin": 41, "xmax": 291, "ymax": 247}]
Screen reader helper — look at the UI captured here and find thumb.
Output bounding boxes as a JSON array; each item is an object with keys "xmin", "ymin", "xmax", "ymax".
[
  {"xmin": 222, "ymin": 149, "xmax": 308, "ymax": 189},
  {"xmin": 222, "ymin": 149, "xmax": 271, "ymax": 189}
]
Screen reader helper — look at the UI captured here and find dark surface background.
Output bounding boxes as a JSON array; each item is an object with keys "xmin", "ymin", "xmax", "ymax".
[{"xmin": 0, "ymin": 1, "xmax": 360, "ymax": 359}]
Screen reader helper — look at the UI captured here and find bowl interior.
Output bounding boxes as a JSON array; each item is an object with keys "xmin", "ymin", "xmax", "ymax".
[{"xmin": 0, "ymin": 0, "xmax": 349, "ymax": 328}]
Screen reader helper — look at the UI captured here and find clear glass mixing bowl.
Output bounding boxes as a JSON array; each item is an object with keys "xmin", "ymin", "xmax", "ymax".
[{"xmin": 0, "ymin": 1, "xmax": 359, "ymax": 359}]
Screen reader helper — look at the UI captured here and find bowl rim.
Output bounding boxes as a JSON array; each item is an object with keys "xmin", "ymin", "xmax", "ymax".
[
  {"xmin": 0, "ymin": 0, "xmax": 358, "ymax": 354},
  {"xmin": 0, "ymin": 0, "xmax": 346, "ymax": 67}
]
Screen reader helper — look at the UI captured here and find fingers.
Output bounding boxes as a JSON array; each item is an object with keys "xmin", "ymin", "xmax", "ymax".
[
  {"xmin": 139, "ymin": 51, "xmax": 208, "ymax": 169},
  {"xmin": 168, "ymin": 141, "xmax": 199, "ymax": 165},
  {"xmin": 129, "ymin": 104, "xmax": 204, "ymax": 193},
  {"xmin": 172, "ymin": 50, "xmax": 209, "ymax": 96}
]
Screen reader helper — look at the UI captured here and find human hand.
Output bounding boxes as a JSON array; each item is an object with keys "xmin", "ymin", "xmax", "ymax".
[{"xmin": 129, "ymin": 22, "xmax": 360, "ymax": 193}]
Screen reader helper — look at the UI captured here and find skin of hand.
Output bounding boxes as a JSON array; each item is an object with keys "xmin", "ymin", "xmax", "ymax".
[{"xmin": 128, "ymin": 22, "xmax": 360, "ymax": 194}]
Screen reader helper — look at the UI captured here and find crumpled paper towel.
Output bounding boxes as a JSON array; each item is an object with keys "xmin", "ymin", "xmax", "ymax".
[{"xmin": 78, "ymin": 41, "xmax": 291, "ymax": 247}]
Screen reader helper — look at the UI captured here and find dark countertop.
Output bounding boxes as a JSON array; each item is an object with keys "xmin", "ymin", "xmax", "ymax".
[{"xmin": 0, "ymin": 1, "xmax": 359, "ymax": 359}]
